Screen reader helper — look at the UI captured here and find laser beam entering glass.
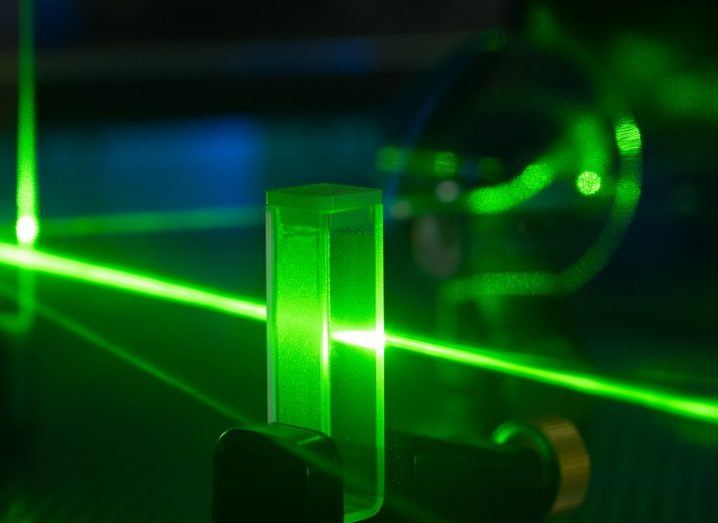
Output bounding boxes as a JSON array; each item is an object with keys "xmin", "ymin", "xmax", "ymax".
[
  {"xmin": 1, "ymin": 241, "xmax": 718, "ymax": 427},
  {"xmin": 266, "ymin": 184, "xmax": 385, "ymax": 522}
]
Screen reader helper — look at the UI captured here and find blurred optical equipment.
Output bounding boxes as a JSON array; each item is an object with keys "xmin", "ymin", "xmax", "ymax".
[{"xmin": 381, "ymin": 30, "xmax": 642, "ymax": 336}]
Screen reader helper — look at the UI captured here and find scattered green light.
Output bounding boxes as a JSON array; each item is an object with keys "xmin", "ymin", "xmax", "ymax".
[
  {"xmin": 375, "ymin": 146, "xmax": 403, "ymax": 173},
  {"xmin": 0, "ymin": 241, "xmax": 266, "ymax": 321},
  {"xmin": 266, "ymin": 184, "xmax": 384, "ymax": 522},
  {"xmin": 613, "ymin": 35, "xmax": 675, "ymax": 81},
  {"xmin": 576, "ymin": 171, "xmax": 602, "ymax": 196},
  {"xmin": 571, "ymin": 113, "xmax": 610, "ymax": 182},
  {"xmin": 611, "ymin": 34, "xmax": 718, "ymax": 121},
  {"xmin": 615, "ymin": 118, "xmax": 642, "ymax": 156},
  {"xmin": 466, "ymin": 162, "xmax": 554, "ymax": 214},
  {"xmin": 658, "ymin": 73, "xmax": 718, "ymax": 120},
  {"xmin": 39, "ymin": 207, "xmax": 264, "ymax": 238},
  {"xmin": 433, "ymin": 151, "xmax": 458, "ymax": 176},
  {"xmin": 560, "ymin": 115, "xmax": 642, "ymax": 293},
  {"xmin": 442, "ymin": 271, "xmax": 558, "ymax": 299},
  {"xmin": 375, "ymin": 146, "xmax": 457, "ymax": 179},
  {"xmin": 441, "ymin": 112, "xmax": 642, "ymax": 297}
]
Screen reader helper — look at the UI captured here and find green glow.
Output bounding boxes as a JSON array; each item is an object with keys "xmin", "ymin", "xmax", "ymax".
[
  {"xmin": 612, "ymin": 34, "xmax": 718, "ymax": 121},
  {"xmin": 576, "ymin": 171, "xmax": 602, "ymax": 196},
  {"xmin": 375, "ymin": 146, "xmax": 403, "ymax": 173},
  {"xmin": 433, "ymin": 151, "xmax": 458, "ymax": 176},
  {"xmin": 613, "ymin": 35, "xmax": 675, "ymax": 81},
  {"xmin": 571, "ymin": 113, "xmax": 610, "ymax": 182},
  {"xmin": 615, "ymin": 117, "xmax": 642, "ymax": 156},
  {"xmin": 2, "ymin": 236, "xmax": 718, "ymax": 426},
  {"xmin": 375, "ymin": 146, "xmax": 458, "ymax": 178},
  {"xmin": 39, "ymin": 207, "xmax": 264, "ymax": 237},
  {"xmin": 1, "ymin": 0, "xmax": 38, "ymax": 333},
  {"xmin": 658, "ymin": 73, "xmax": 718, "ymax": 120},
  {"xmin": 380, "ymin": 110, "xmax": 616, "ymax": 218},
  {"xmin": 442, "ymin": 271, "xmax": 558, "ymax": 299},
  {"xmin": 466, "ymin": 162, "xmax": 554, "ymax": 214},
  {"xmin": 440, "ymin": 113, "xmax": 642, "ymax": 297},
  {"xmin": 0, "ymin": 270, "xmax": 36, "ymax": 333},
  {"xmin": 16, "ymin": 0, "xmax": 39, "ymax": 246},
  {"xmin": 560, "ymin": 116, "xmax": 642, "ymax": 293},
  {"xmin": 266, "ymin": 184, "xmax": 384, "ymax": 522},
  {"xmin": 0, "ymin": 241, "xmax": 265, "ymax": 321}
]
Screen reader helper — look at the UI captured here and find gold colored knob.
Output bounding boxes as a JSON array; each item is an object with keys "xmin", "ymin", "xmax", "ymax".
[{"xmin": 493, "ymin": 417, "xmax": 591, "ymax": 517}]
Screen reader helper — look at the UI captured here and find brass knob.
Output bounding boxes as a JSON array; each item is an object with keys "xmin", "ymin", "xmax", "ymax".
[{"xmin": 493, "ymin": 417, "xmax": 591, "ymax": 517}]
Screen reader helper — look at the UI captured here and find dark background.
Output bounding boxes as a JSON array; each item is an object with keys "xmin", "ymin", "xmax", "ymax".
[{"xmin": 0, "ymin": 1, "xmax": 717, "ymax": 521}]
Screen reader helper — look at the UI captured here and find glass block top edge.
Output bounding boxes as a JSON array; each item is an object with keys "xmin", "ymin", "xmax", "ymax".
[{"xmin": 267, "ymin": 183, "xmax": 382, "ymax": 211}]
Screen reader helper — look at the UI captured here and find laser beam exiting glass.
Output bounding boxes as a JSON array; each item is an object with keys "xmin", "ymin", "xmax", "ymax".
[
  {"xmin": 0, "ymin": 241, "xmax": 716, "ymax": 426},
  {"xmin": 383, "ymin": 332, "xmax": 718, "ymax": 425}
]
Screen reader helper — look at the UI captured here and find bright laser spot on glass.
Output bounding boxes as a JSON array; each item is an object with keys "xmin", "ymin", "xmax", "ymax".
[
  {"xmin": 576, "ymin": 171, "xmax": 602, "ymax": 196},
  {"xmin": 267, "ymin": 184, "xmax": 385, "ymax": 521},
  {"xmin": 0, "ymin": 241, "xmax": 716, "ymax": 425}
]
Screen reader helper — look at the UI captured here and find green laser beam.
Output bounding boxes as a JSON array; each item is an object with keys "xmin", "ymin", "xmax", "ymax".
[
  {"xmin": 466, "ymin": 162, "xmax": 554, "ymax": 214},
  {"xmin": 383, "ymin": 333, "xmax": 718, "ymax": 425},
  {"xmin": 0, "ymin": 241, "xmax": 716, "ymax": 425},
  {"xmin": 0, "ymin": 0, "xmax": 38, "ymax": 334},
  {"xmin": 38, "ymin": 207, "xmax": 264, "ymax": 238},
  {"xmin": 0, "ymin": 241, "xmax": 266, "ymax": 321},
  {"xmin": 17, "ymin": 0, "xmax": 39, "ymax": 246}
]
